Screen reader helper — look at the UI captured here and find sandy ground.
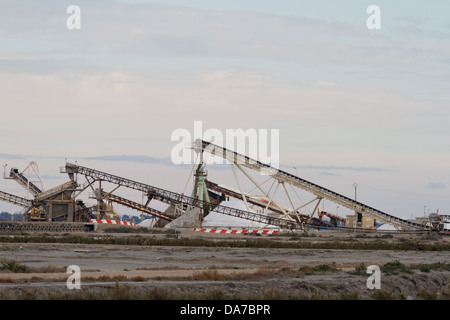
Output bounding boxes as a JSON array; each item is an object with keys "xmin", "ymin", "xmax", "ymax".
[{"xmin": 0, "ymin": 228, "xmax": 449, "ymax": 299}]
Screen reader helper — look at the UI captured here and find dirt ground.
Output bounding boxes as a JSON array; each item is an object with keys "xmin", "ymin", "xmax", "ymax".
[{"xmin": 0, "ymin": 228, "xmax": 449, "ymax": 300}]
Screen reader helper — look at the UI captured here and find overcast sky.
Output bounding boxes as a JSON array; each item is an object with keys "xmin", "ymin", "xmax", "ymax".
[{"xmin": 0, "ymin": 1, "xmax": 449, "ymax": 219}]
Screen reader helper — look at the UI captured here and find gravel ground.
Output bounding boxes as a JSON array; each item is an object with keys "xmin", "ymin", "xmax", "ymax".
[{"xmin": 0, "ymin": 229, "xmax": 449, "ymax": 300}]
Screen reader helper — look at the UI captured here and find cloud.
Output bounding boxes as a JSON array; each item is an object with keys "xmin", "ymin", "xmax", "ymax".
[
  {"xmin": 288, "ymin": 165, "xmax": 386, "ymax": 172},
  {"xmin": 426, "ymin": 182, "xmax": 446, "ymax": 189},
  {"xmin": 0, "ymin": 153, "xmax": 27, "ymax": 160},
  {"xmin": 3, "ymin": 0, "xmax": 448, "ymax": 78},
  {"xmin": 84, "ymin": 155, "xmax": 172, "ymax": 165},
  {"xmin": 317, "ymin": 171, "xmax": 342, "ymax": 177}
]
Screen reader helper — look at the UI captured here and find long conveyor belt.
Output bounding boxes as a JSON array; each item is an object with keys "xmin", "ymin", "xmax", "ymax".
[
  {"xmin": 195, "ymin": 139, "xmax": 429, "ymax": 231},
  {"xmin": 0, "ymin": 190, "xmax": 33, "ymax": 208},
  {"xmin": 63, "ymin": 163, "xmax": 304, "ymax": 230},
  {"xmin": 101, "ymin": 191, "xmax": 175, "ymax": 221},
  {"xmin": 9, "ymin": 170, "xmax": 42, "ymax": 195}
]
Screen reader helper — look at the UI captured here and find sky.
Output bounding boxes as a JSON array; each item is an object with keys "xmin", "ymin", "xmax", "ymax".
[{"xmin": 0, "ymin": 0, "xmax": 449, "ymax": 220}]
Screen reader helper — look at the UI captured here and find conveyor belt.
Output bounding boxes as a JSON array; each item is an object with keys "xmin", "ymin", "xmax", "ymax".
[
  {"xmin": 63, "ymin": 163, "xmax": 304, "ymax": 230},
  {"xmin": 9, "ymin": 170, "xmax": 42, "ymax": 195},
  {"xmin": 205, "ymin": 180, "xmax": 285, "ymax": 214},
  {"xmin": 101, "ymin": 191, "xmax": 175, "ymax": 221},
  {"xmin": 0, "ymin": 190, "xmax": 33, "ymax": 208},
  {"xmin": 195, "ymin": 139, "xmax": 429, "ymax": 231}
]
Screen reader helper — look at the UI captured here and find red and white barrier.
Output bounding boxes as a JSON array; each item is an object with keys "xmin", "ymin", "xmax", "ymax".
[
  {"xmin": 193, "ymin": 227, "xmax": 279, "ymax": 235},
  {"xmin": 89, "ymin": 219, "xmax": 138, "ymax": 226}
]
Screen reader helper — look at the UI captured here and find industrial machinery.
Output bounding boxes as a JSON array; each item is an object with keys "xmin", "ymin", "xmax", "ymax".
[
  {"xmin": 62, "ymin": 162, "xmax": 305, "ymax": 230},
  {"xmin": 193, "ymin": 139, "xmax": 432, "ymax": 232},
  {"xmin": 204, "ymin": 180, "xmax": 325, "ymax": 227},
  {"xmin": 438, "ymin": 215, "xmax": 450, "ymax": 235},
  {"xmin": 0, "ymin": 141, "xmax": 443, "ymax": 234},
  {"xmin": 318, "ymin": 210, "xmax": 346, "ymax": 227},
  {"xmin": 1, "ymin": 163, "xmax": 80, "ymax": 222},
  {"xmin": 0, "ymin": 163, "xmax": 93, "ymax": 232}
]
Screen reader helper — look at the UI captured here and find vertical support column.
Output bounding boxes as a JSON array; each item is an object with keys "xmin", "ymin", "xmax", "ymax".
[
  {"xmin": 186, "ymin": 164, "xmax": 211, "ymax": 228},
  {"xmin": 48, "ymin": 202, "xmax": 53, "ymax": 221},
  {"xmin": 307, "ymin": 197, "xmax": 322, "ymax": 226},
  {"xmin": 68, "ymin": 201, "xmax": 74, "ymax": 222},
  {"xmin": 353, "ymin": 183, "xmax": 359, "ymax": 229},
  {"xmin": 97, "ymin": 180, "xmax": 104, "ymax": 219},
  {"xmin": 197, "ymin": 166, "xmax": 210, "ymax": 228}
]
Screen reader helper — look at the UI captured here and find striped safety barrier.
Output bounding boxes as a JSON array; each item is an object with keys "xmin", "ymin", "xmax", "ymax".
[
  {"xmin": 89, "ymin": 219, "xmax": 138, "ymax": 226},
  {"xmin": 193, "ymin": 227, "xmax": 279, "ymax": 235}
]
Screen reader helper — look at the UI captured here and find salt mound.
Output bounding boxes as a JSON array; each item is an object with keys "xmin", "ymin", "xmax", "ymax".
[
  {"xmin": 377, "ymin": 223, "xmax": 397, "ymax": 231},
  {"xmin": 139, "ymin": 219, "xmax": 155, "ymax": 227}
]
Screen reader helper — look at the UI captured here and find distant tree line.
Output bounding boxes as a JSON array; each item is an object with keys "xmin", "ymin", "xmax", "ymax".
[
  {"xmin": 0, "ymin": 211, "xmax": 150, "ymax": 224},
  {"xmin": 0, "ymin": 212, "xmax": 22, "ymax": 221}
]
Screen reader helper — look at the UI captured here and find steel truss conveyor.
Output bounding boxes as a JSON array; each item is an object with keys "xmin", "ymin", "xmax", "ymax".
[
  {"xmin": 100, "ymin": 191, "xmax": 175, "ymax": 222},
  {"xmin": 0, "ymin": 190, "xmax": 33, "ymax": 208},
  {"xmin": 8, "ymin": 169, "xmax": 42, "ymax": 195},
  {"xmin": 63, "ymin": 163, "xmax": 303, "ymax": 230},
  {"xmin": 194, "ymin": 139, "xmax": 430, "ymax": 231},
  {"xmin": 205, "ymin": 180, "xmax": 326, "ymax": 227}
]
